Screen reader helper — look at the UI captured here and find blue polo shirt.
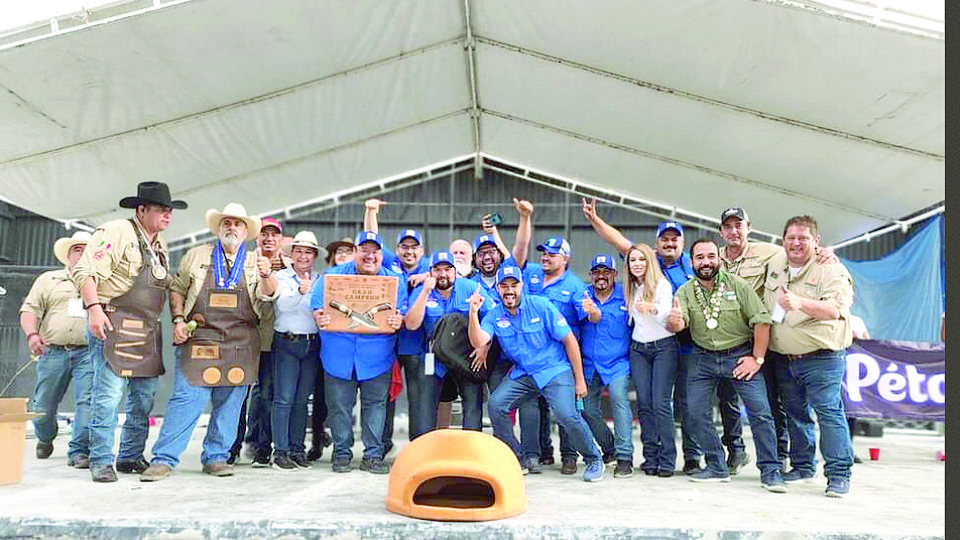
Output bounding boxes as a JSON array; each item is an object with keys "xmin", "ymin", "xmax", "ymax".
[
  {"xmin": 657, "ymin": 252, "xmax": 694, "ymax": 293},
  {"xmin": 410, "ymin": 277, "xmax": 497, "ymax": 379},
  {"xmin": 479, "ymin": 295, "xmax": 572, "ymax": 389},
  {"xmin": 575, "ymin": 283, "xmax": 630, "ymax": 385},
  {"xmin": 309, "ymin": 262, "xmax": 409, "ymax": 381},
  {"xmin": 522, "ymin": 265, "xmax": 587, "ymax": 340},
  {"xmin": 382, "ymin": 247, "xmax": 431, "ymax": 355}
]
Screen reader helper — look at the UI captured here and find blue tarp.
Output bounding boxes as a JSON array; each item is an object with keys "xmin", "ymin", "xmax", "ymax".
[{"xmin": 841, "ymin": 216, "xmax": 943, "ymax": 343}]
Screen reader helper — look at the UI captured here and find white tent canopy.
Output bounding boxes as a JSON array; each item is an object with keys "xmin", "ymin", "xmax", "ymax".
[{"xmin": 0, "ymin": 0, "xmax": 943, "ymax": 247}]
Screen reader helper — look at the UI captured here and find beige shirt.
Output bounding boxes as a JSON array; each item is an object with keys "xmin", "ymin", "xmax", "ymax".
[
  {"xmin": 20, "ymin": 269, "xmax": 88, "ymax": 346},
  {"xmin": 72, "ymin": 218, "xmax": 169, "ymax": 302},
  {"xmin": 722, "ymin": 241, "xmax": 781, "ymax": 297},
  {"xmin": 763, "ymin": 252, "xmax": 854, "ymax": 355},
  {"xmin": 171, "ymin": 244, "xmax": 272, "ymax": 318}
]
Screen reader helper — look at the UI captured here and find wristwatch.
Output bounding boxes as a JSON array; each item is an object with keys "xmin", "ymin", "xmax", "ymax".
[
  {"xmin": 754, "ymin": 356, "xmax": 765, "ymax": 366},
  {"xmin": 172, "ymin": 315, "xmax": 186, "ymax": 325}
]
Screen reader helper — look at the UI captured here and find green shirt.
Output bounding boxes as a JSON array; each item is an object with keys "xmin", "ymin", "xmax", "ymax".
[{"xmin": 676, "ymin": 269, "xmax": 771, "ymax": 351}]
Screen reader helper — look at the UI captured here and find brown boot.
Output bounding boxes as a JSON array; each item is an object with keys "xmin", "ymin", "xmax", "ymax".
[
  {"xmin": 202, "ymin": 462, "xmax": 235, "ymax": 477},
  {"xmin": 36, "ymin": 441, "xmax": 54, "ymax": 459},
  {"xmin": 140, "ymin": 463, "xmax": 173, "ymax": 482}
]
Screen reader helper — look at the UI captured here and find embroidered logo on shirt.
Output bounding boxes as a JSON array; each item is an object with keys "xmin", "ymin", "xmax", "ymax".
[
  {"xmin": 530, "ymin": 317, "xmax": 541, "ymax": 323},
  {"xmin": 426, "ymin": 300, "xmax": 439, "ymax": 308},
  {"xmin": 561, "ymin": 290, "xmax": 570, "ymax": 296},
  {"xmin": 557, "ymin": 318, "xmax": 568, "ymax": 327},
  {"xmin": 530, "ymin": 277, "xmax": 540, "ymax": 284},
  {"xmin": 496, "ymin": 319, "xmax": 511, "ymax": 328}
]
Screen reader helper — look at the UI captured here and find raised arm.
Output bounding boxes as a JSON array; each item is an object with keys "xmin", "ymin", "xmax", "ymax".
[
  {"xmin": 467, "ymin": 283, "xmax": 492, "ymax": 348},
  {"xmin": 363, "ymin": 198, "xmax": 383, "ymax": 233},
  {"xmin": 511, "ymin": 198, "xmax": 534, "ymax": 267},
  {"xmin": 582, "ymin": 197, "xmax": 631, "ymax": 256}
]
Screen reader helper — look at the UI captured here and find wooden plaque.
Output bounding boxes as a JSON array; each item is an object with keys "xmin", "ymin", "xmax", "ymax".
[{"xmin": 322, "ymin": 275, "xmax": 399, "ymax": 334}]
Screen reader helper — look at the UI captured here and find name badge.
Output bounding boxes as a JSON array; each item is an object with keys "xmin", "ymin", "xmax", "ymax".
[
  {"xmin": 192, "ymin": 344, "xmax": 220, "ymax": 359},
  {"xmin": 68, "ymin": 298, "xmax": 85, "ymax": 318},
  {"xmin": 424, "ymin": 353, "xmax": 435, "ymax": 376},
  {"xmin": 209, "ymin": 291, "xmax": 239, "ymax": 309}
]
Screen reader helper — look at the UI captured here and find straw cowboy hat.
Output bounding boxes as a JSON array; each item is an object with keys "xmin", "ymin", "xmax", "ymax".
[
  {"xmin": 53, "ymin": 231, "xmax": 92, "ymax": 265},
  {"xmin": 204, "ymin": 203, "xmax": 261, "ymax": 241},
  {"xmin": 282, "ymin": 231, "xmax": 328, "ymax": 260},
  {"xmin": 119, "ymin": 181, "xmax": 187, "ymax": 210}
]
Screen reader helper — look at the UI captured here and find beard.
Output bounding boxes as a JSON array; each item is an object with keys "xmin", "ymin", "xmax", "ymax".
[
  {"xmin": 220, "ymin": 232, "xmax": 242, "ymax": 250},
  {"xmin": 436, "ymin": 277, "xmax": 453, "ymax": 290},
  {"xmin": 454, "ymin": 261, "xmax": 472, "ymax": 276},
  {"xmin": 695, "ymin": 263, "xmax": 718, "ymax": 280}
]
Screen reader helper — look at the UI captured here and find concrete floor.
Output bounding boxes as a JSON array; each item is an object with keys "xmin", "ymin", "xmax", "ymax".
[{"xmin": 0, "ymin": 418, "xmax": 945, "ymax": 540}]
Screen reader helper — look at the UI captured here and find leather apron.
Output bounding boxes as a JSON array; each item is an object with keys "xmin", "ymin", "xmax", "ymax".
[
  {"xmin": 182, "ymin": 262, "xmax": 260, "ymax": 387},
  {"xmin": 102, "ymin": 220, "xmax": 168, "ymax": 378}
]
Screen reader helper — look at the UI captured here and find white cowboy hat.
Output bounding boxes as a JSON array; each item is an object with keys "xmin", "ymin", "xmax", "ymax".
[
  {"xmin": 53, "ymin": 231, "xmax": 92, "ymax": 265},
  {"xmin": 281, "ymin": 231, "xmax": 328, "ymax": 260},
  {"xmin": 204, "ymin": 203, "xmax": 261, "ymax": 241}
]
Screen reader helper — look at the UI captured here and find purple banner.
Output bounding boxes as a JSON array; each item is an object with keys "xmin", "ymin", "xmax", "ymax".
[{"xmin": 842, "ymin": 339, "xmax": 944, "ymax": 421}]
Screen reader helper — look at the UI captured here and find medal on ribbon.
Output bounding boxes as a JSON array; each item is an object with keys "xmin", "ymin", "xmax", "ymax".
[
  {"xmin": 212, "ymin": 241, "xmax": 246, "ymax": 289},
  {"xmin": 694, "ymin": 272, "xmax": 726, "ymax": 331}
]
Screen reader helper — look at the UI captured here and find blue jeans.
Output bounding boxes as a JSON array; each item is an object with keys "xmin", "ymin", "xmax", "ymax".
[
  {"xmin": 383, "ymin": 354, "xmax": 425, "ymax": 443},
  {"xmin": 630, "ymin": 336, "xmax": 678, "ymax": 471},
  {"xmin": 87, "ymin": 333, "xmax": 157, "ymax": 467},
  {"xmin": 420, "ymin": 372, "xmax": 484, "ymax": 436},
  {"xmin": 30, "ymin": 345, "xmax": 94, "ymax": 460},
  {"xmin": 150, "ymin": 349, "xmax": 249, "ymax": 467},
  {"xmin": 559, "ymin": 372, "xmax": 616, "ymax": 460},
  {"xmin": 489, "ymin": 370, "xmax": 601, "ymax": 463},
  {"xmin": 244, "ymin": 351, "xmax": 274, "ymax": 453},
  {"xmin": 325, "ymin": 368, "xmax": 391, "ymax": 461},
  {"xmin": 675, "ymin": 342, "xmax": 702, "ymax": 462},
  {"xmin": 487, "ymin": 358, "xmax": 540, "ymax": 458},
  {"xmin": 584, "ymin": 372, "xmax": 633, "ymax": 460},
  {"xmin": 687, "ymin": 344, "xmax": 781, "ymax": 476},
  {"xmin": 761, "ymin": 356, "xmax": 790, "ymax": 462},
  {"xmin": 270, "ymin": 335, "xmax": 319, "ymax": 456},
  {"xmin": 774, "ymin": 350, "xmax": 854, "ymax": 481}
]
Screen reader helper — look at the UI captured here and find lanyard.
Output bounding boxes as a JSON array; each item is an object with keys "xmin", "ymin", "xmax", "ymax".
[{"xmin": 213, "ymin": 241, "xmax": 246, "ymax": 289}]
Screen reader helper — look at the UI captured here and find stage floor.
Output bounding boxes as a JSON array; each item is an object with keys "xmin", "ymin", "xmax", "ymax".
[{"xmin": 0, "ymin": 418, "xmax": 945, "ymax": 539}]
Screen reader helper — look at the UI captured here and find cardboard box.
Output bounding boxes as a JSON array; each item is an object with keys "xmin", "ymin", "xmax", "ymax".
[{"xmin": 0, "ymin": 398, "xmax": 39, "ymax": 486}]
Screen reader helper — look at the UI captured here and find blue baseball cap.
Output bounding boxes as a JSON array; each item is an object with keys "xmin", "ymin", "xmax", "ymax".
[
  {"xmin": 536, "ymin": 236, "xmax": 571, "ymax": 257},
  {"xmin": 397, "ymin": 229, "xmax": 423, "ymax": 246},
  {"xmin": 656, "ymin": 221, "xmax": 683, "ymax": 238},
  {"xmin": 354, "ymin": 231, "xmax": 383, "ymax": 249},
  {"xmin": 429, "ymin": 251, "xmax": 456, "ymax": 268},
  {"xmin": 473, "ymin": 234, "xmax": 498, "ymax": 252},
  {"xmin": 590, "ymin": 254, "xmax": 617, "ymax": 272},
  {"xmin": 495, "ymin": 265, "xmax": 523, "ymax": 285}
]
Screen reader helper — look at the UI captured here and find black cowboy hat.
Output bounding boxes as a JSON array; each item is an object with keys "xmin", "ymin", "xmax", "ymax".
[{"xmin": 119, "ymin": 181, "xmax": 188, "ymax": 210}]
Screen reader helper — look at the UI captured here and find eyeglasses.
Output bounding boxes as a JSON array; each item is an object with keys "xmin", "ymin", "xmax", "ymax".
[{"xmin": 397, "ymin": 243, "xmax": 421, "ymax": 252}]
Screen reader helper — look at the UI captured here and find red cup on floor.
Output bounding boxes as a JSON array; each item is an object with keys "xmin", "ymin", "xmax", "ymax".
[
  {"xmin": 869, "ymin": 447, "xmax": 880, "ymax": 461},
  {"xmin": 148, "ymin": 417, "xmax": 157, "ymax": 426}
]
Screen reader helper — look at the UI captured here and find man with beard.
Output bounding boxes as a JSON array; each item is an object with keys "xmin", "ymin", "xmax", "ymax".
[
  {"xmin": 575, "ymin": 255, "xmax": 632, "ymax": 477},
  {"xmin": 20, "ymin": 231, "xmax": 93, "ymax": 468},
  {"xmin": 310, "ymin": 232, "xmax": 407, "ymax": 474},
  {"xmin": 74, "ymin": 182, "xmax": 185, "ymax": 483},
  {"xmin": 666, "ymin": 239, "xmax": 786, "ymax": 492},
  {"xmin": 581, "ymin": 197, "xmax": 743, "ymax": 475},
  {"xmin": 449, "ymin": 239, "xmax": 475, "ymax": 278},
  {"xmin": 405, "ymin": 252, "xmax": 497, "ymax": 437},
  {"xmin": 140, "ymin": 203, "xmax": 276, "ymax": 481},
  {"xmin": 763, "ymin": 215, "xmax": 855, "ymax": 498},
  {"xmin": 469, "ymin": 266, "xmax": 605, "ymax": 481},
  {"xmin": 523, "ymin": 236, "xmax": 612, "ymax": 474},
  {"xmin": 237, "ymin": 217, "xmax": 291, "ymax": 466}
]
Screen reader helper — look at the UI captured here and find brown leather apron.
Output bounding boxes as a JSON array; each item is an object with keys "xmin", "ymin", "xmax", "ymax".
[
  {"xmin": 182, "ymin": 261, "xmax": 260, "ymax": 387},
  {"xmin": 102, "ymin": 220, "xmax": 168, "ymax": 378}
]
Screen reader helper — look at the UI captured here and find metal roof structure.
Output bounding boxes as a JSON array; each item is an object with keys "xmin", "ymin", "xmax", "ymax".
[{"xmin": 0, "ymin": 0, "xmax": 944, "ymax": 249}]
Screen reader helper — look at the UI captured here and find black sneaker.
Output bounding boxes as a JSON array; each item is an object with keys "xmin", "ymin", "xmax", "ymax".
[
  {"xmin": 307, "ymin": 446, "xmax": 323, "ymax": 462},
  {"xmin": 36, "ymin": 441, "xmax": 54, "ymax": 459},
  {"xmin": 688, "ymin": 468, "xmax": 730, "ymax": 483},
  {"xmin": 272, "ymin": 454, "xmax": 298, "ymax": 471},
  {"xmin": 683, "ymin": 459, "xmax": 703, "ymax": 476},
  {"xmin": 359, "ymin": 458, "xmax": 390, "ymax": 474},
  {"xmin": 602, "ymin": 451, "xmax": 616, "ymax": 465},
  {"xmin": 331, "ymin": 456, "xmax": 352, "ymax": 473},
  {"xmin": 726, "ymin": 450, "xmax": 751, "ymax": 476},
  {"xmin": 252, "ymin": 450, "xmax": 271, "ymax": 468},
  {"xmin": 825, "ymin": 477, "xmax": 850, "ymax": 498},
  {"xmin": 116, "ymin": 457, "xmax": 150, "ymax": 474},
  {"xmin": 613, "ymin": 460, "xmax": 634, "ymax": 478},
  {"xmin": 290, "ymin": 453, "xmax": 310, "ymax": 469},
  {"xmin": 560, "ymin": 457, "xmax": 577, "ymax": 475}
]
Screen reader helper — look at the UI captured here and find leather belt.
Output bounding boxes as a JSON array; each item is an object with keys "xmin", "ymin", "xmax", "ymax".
[
  {"xmin": 785, "ymin": 349, "xmax": 834, "ymax": 361},
  {"xmin": 276, "ymin": 331, "xmax": 318, "ymax": 341},
  {"xmin": 48, "ymin": 344, "xmax": 87, "ymax": 351}
]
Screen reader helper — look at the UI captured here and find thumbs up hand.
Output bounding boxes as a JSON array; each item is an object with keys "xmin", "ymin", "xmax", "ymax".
[
  {"xmin": 581, "ymin": 291, "xmax": 600, "ymax": 320},
  {"xmin": 667, "ymin": 296, "xmax": 685, "ymax": 331},
  {"xmin": 778, "ymin": 286, "xmax": 802, "ymax": 311}
]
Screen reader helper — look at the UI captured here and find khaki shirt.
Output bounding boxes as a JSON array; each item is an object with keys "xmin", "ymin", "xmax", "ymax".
[
  {"xmin": 259, "ymin": 253, "xmax": 292, "ymax": 352},
  {"xmin": 171, "ymin": 244, "xmax": 272, "ymax": 318},
  {"xmin": 722, "ymin": 241, "xmax": 781, "ymax": 297},
  {"xmin": 20, "ymin": 269, "xmax": 88, "ymax": 346},
  {"xmin": 764, "ymin": 253, "xmax": 853, "ymax": 355},
  {"xmin": 72, "ymin": 218, "xmax": 169, "ymax": 302},
  {"xmin": 676, "ymin": 269, "xmax": 771, "ymax": 351}
]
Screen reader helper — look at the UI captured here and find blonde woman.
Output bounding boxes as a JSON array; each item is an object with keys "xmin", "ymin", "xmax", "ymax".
[{"xmin": 625, "ymin": 243, "xmax": 679, "ymax": 477}]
